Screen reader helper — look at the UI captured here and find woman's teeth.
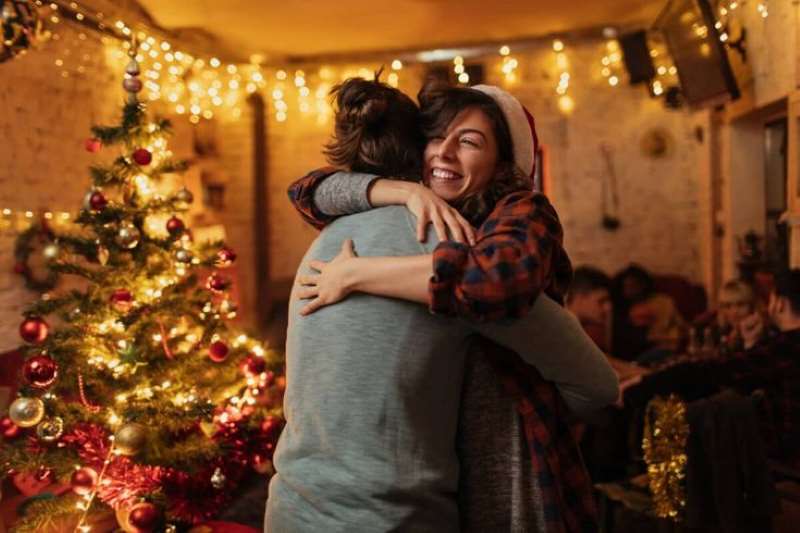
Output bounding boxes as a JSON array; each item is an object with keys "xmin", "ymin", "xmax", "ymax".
[{"xmin": 431, "ymin": 168, "xmax": 461, "ymax": 181}]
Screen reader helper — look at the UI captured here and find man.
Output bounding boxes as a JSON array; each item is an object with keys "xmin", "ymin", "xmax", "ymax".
[
  {"xmin": 566, "ymin": 266, "xmax": 613, "ymax": 352},
  {"xmin": 264, "ymin": 206, "xmax": 619, "ymax": 532}
]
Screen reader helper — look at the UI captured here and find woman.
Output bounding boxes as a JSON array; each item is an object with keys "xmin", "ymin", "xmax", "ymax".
[{"xmin": 289, "ymin": 76, "xmax": 600, "ymax": 532}]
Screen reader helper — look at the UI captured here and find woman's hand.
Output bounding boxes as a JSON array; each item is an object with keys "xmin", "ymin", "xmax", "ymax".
[
  {"xmin": 296, "ymin": 239, "xmax": 358, "ymax": 316},
  {"xmin": 403, "ymin": 183, "xmax": 476, "ymax": 245}
]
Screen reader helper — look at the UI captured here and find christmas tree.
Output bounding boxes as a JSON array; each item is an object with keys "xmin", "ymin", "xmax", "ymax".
[{"xmin": 1, "ymin": 46, "xmax": 284, "ymax": 532}]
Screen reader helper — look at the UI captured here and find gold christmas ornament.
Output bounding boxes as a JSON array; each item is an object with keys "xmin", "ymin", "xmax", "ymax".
[
  {"xmin": 8, "ymin": 396, "xmax": 45, "ymax": 427},
  {"xmin": 116, "ymin": 223, "xmax": 141, "ymax": 249},
  {"xmin": 115, "ymin": 423, "xmax": 147, "ymax": 455}
]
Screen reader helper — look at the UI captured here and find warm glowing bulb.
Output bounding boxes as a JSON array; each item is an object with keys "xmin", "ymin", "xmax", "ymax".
[{"xmin": 557, "ymin": 95, "xmax": 575, "ymax": 114}]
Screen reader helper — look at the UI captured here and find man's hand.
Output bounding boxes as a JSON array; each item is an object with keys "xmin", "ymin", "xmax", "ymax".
[
  {"xmin": 296, "ymin": 239, "xmax": 357, "ymax": 316},
  {"xmin": 739, "ymin": 312, "xmax": 765, "ymax": 350}
]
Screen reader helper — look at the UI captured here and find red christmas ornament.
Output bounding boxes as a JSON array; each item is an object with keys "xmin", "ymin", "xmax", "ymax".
[
  {"xmin": 206, "ymin": 273, "xmax": 230, "ymax": 293},
  {"xmin": 252, "ymin": 453, "xmax": 273, "ymax": 474},
  {"xmin": 13, "ymin": 262, "xmax": 28, "ymax": 275},
  {"xmin": 84, "ymin": 137, "xmax": 102, "ymax": 153},
  {"xmin": 241, "ymin": 355, "xmax": 266, "ymax": 378},
  {"xmin": 166, "ymin": 216, "xmax": 185, "ymax": 236},
  {"xmin": 70, "ymin": 466, "xmax": 98, "ymax": 496},
  {"xmin": 19, "ymin": 316, "xmax": 49, "ymax": 344},
  {"xmin": 0, "ymin": 417, "xmax": 21, "ymax": 439},
  {"xmin": 208, "ymin": 341, "xmax": 229, "ymax": 363},
  {"xmin": 23, "ymin": 354, "xmax": 58, "ymax": 388},
  {"xmin": 128, "ymin": 501, "xmax": 162, "ymax": 533},
  {"xmin": 110, "ymin": 289, "xmax": 134, "ymax": 312},
  {"xmin": 89, "ymin": 191, "xmax": 108, "ymax": 211},
  {"xmin": 215, "ymin": 247, "xmax": 237, "ymax": 268},
  {"xmin": 132, "ymin": 148, "xmax": 153, "ymax": 166}
]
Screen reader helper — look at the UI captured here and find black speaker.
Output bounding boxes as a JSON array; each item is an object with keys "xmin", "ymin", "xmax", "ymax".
[{"xmin": 619, "ymin": 31, "xmax": 656, "ymax": 84}]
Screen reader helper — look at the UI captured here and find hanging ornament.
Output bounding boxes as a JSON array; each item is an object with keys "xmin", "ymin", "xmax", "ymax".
[
  {"xmin": 175, "ymin": 249, "xmax": 193, "ymax": 264},
  {"xmin": 123, "ymin": 76, "xmax": 143, "ymax": 94},
  {"xmin": 35, "ymin": 416, "xmax": 64, "ymax": 442},
  {"xmin": 166, "ymin": 216, "xmax": 185, "ymax": 236},
  {"xmin": 215, "ymin": 247, "xmax": 237, "ymax": 268},
  {"xmin": 42, "ymin": 242, "xmax": 60, "ymax": 262},
  {"xmin": 19, "ymin": 316, "xmax": 49, "ymax": 344},
  {"xmin": 125, "ymin": 57, "xmax": 140, "ymax": 76},
  {"xmin": 96, "ymin": 242, "xmax": 110, "ymax": 265},
  {"xmin": 241, "ymin": 355, "xmax": 266, "ymax": 378},
  {"xmin": 210, "ymin": 467, "xmax": 226, "ymax": 489},
  {"xmin": 208, "ymin": 341, "xmax": 229, "ymax": 363},
  {"xmin": 116, "ymin": 223, "xmax": 141, "ymax": 249},
  {"xmin": 84, "ymin": 137, "xmax": 102, "ymax": 153},
  {"xmin": 110, "ymin": 288, "xmax": 134, "ymax": 312},
  {"xmin": 174, "ymin": 187, "xmax": 194, "ymax": 209},
  {"xmin": 115, "ymin": 423, "xmax": 147, "ymax": 456},
  {"xmin": 1, "ymin": 416, "xmax": 21, "ymax": 439},
  {"xmin": 8, "ymin": 397, "xmax": 45, "ymax": 427},
  {"xmin": 70, "ymin": 466, "xmax": 98, "ymax": 496},
  {"xmin": 84, "ymin": 189, "xmax": 108, "ymax": 212},
  {"xmin": 127, "ymin": 501, "xmax": 163, "ymax": 533},
  {"xmin": 23, "ymin": 354, "xmax": 58, "ymax": 388},
  {"xmin": 0, "ymin": 0, "xmax": 45, "ymax": 64},
  {"xmin": 132, "ymin": 148, "xmax": 153, "ymax": 166},
  {"xmin": 206, "ymin": 273, "xmax": 230, "ymax": 293}
]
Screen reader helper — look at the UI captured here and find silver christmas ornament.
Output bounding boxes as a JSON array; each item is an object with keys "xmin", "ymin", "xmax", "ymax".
[
  {"xmin": 9, "ymin": 397, "xmax": 45, "ymax": 427},
  {"xmin": 36, "ymin": 416, "xmax": 64, "ymax": 442},
  {"xmin": 42, "ymin": 243, "xmax": 60, "ymax": 261},
  {"xmin": 175, "ymin": 249, "xmax": 193, "ymax": 264},
  {"xmin": 116, "ymin": 223, "xmax": 141, "ymax": 249},
  {"xmin": 123, "ymin": 77, "xmax": 143, "ymax": 93},
  {"xmin": 125, "ymin": 58, "xmax": 140, "ymax": 76},
  {"xmin": 174, "ymin": 187, "xmax": 194, "ymax": 209}
]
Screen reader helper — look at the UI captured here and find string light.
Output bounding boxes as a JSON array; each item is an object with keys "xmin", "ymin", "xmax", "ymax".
[
  {"xmin": 600, "ymin": 39, "xmax": 623, "ymax": 87},
  {"xmin": 553, "ymin": 40, "xmax": 574, "ymax": 114},
  {"xmin": 499, "ymin": 45, "xmax": 518, "ymax": 85}
]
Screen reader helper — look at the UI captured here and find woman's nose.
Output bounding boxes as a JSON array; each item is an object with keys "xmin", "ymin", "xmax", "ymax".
[{"xmin": 435, "ymin": 136, "xmax": 457, "ymax": 160}]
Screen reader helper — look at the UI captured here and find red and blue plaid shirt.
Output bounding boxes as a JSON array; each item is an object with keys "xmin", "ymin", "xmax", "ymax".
[{"xmin": 288, "ymin": 168, "xmax": 596, "ymax": 533}]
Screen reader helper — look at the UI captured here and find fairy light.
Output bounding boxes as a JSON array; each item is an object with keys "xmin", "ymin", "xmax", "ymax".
[
  {"xmin": 553, "ymin": 40, "xmax": 574, "ymax": 114},
  {"xmin": 600, "ymin": 39, "xmax": 623, "ymax": 87},
  {"xmin": 499, "ymin": 45, "xmax": 518, "ymax": 84}
]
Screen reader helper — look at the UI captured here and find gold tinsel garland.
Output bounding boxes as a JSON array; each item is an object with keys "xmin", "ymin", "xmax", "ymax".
[{"xmin": 642, "ymin": 394, "xmax": 690, "ymax": 521}]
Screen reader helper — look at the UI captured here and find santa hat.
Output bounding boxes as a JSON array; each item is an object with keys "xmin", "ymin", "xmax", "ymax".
[{"xmin": 472, "ymin": 84, "xmax": 538, "ymax": 178}]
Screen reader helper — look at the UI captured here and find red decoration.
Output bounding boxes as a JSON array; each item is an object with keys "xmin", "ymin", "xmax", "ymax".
[
  {"xmin": 215, "ymin": 247, "xmax": 237, "ymax": 268},
  {"xmin": 206, "ymin": 273, "xmax": 230, "ymax": 293},
  {"xmin": 1, "ymin": 417, "xmax": 21, "ymax": 439},
  {"xmin": 166, "ymin": 216, "xmax": 185, "ymax": 236},
  {"xmin": 70, "ymin": 466, "xmax": 98, "ymax": 496},
  {"xmin": 208, "ymin": 341, "xmax": 229, "ymax": 363},
  {"xmin": 23, "ymin": 354, "xmax": 58, "ymax": 388},
  {"xmin": 128, "ymin": 501, "xmax": 162, "ymax": 532},
  {"xmin": 13, "ymin": 262, "xmax": 28, "ymax": 274},
  {"xmin": 19, "ymin": 316, "xmax": 49, "ymax": 344},
  {"xmin": 110, "ymin": 288, "xmax": 134, "ymax": 312},
  {"xmin": 84, "ymin": 137, "xmax": 102, "ymax": 153},
  {"xmin": 89, "ymin": 191, "xmax": 108, "ymax": 211},
  {"xmin": 132, "ymin": 148, "xmax": 152, "ymax": 166},
  {"xmin": 241, "ymin": 355, "xmax": 266, "ymax": 378}
]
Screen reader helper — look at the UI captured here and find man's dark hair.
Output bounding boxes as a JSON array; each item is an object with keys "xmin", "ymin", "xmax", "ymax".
[
  {"xmin": 774, "ymin": 269, "xmax": 800, "ymax": 315},
  {"xmin": 323, "ymin": 71, "xmax": 424, "ymax": 180},
  {"xmin": 568, "ymin": 266, "xmax": 611, "ymax": 300},
  {"xmin": 417, "ymin": 79, "xmax": 530, "ymax": 226}
]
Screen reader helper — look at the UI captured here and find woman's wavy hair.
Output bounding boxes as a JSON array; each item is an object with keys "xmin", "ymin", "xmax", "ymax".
[
  {"xmin": 323, "ymin": 69, "xmax": 424, "ymax": 181},
  {"xmin": 418, "ymin": 79, "xmax": 531, "ymax": 226}
]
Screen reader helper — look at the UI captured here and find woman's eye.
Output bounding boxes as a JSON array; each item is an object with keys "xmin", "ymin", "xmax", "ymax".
[{"xmin": 460, "ymin": 137, "xmax": 479, "ymax": 147}]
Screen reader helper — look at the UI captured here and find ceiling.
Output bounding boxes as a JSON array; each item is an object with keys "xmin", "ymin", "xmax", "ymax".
[{"xmin": 136, "ymin": 0, "xmax": 666, "ymax": 62}]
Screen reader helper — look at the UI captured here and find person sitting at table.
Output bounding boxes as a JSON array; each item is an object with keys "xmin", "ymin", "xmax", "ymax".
[
  {"xmin": 611, "ymin": 264, "xmax": 686, "ymax": 364},
  {"xmin": 692, "ymin": 279, "xmax": 757, "ymax": 353},
  {"xmin": 625, "ymin": 269, "xmax": 800, "ymax": 463}
]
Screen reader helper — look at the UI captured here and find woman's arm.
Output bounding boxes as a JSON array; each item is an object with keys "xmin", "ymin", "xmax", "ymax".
[
  {"xmin": 296, "ymin": 191, "xmax": 571, "ymax": 321},
  {"xmin": 289, "ymin": 169, "xmax": 474, "ymax": 242},
  {"xmin": 430, "ymin": 190, "xmax": 572, "ymax": 321}
]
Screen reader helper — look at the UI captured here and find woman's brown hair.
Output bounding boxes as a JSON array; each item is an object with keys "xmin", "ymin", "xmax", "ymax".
[
  {"xmin": 324, "ymin": 71, "xmax": 424, "ymax": 180},
  {"xmin": 418, "ymin": 79, "xmax": 531, "ymax": 225}
]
